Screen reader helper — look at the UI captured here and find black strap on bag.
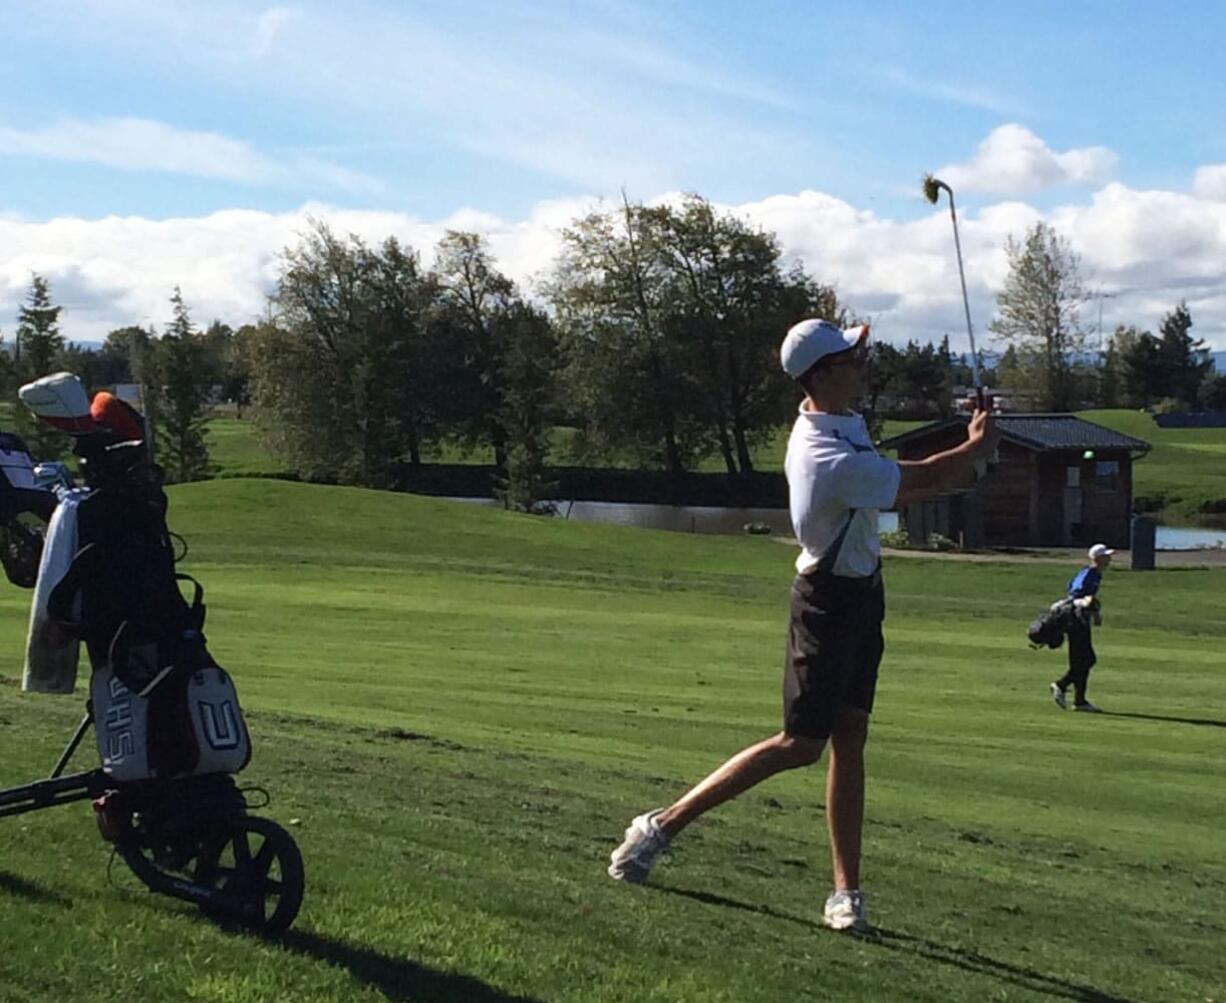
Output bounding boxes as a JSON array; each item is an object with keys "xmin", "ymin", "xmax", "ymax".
[{"xmin": 107, "ymin": 572, "xmax": 209, "ymax": 693}]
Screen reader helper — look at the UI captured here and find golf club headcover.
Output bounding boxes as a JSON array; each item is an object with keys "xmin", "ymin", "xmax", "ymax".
[
  {"xmin": 18, "ymin": 373, "xmax": 97, "ymax": 435},
  {"xmin": 90, "ymin": 391, "xmax": 146, "ymax": 443}
]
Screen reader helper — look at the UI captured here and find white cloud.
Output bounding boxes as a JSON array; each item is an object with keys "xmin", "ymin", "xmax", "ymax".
[
  {"xmin": 0, "ymin": 116, "xmax": 381, "ymax": 193},
  {"xmin": 937, "ymin": 124, "xmax": 1118, "ymax": 196},
  {"xmin": 1192, "ymin": 164, "xmax": 1226, "ymax": 201},
  {"xmin": 2, "ymin": 179, "xmax": 1225, "ymax": 351}
]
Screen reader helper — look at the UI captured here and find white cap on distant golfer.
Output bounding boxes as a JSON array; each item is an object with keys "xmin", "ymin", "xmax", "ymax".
[
  {"xmin": 780, "ymin": 319, "xmax": 870, "ymax": 378},
  {"xmin": 1088, "ymin": 543, "xmax": 1115, "ymax": 559}
]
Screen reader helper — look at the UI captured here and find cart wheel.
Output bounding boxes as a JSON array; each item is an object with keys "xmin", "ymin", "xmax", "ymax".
[{"xmin": 194, "ymin": 816, "xmax": 304, "ymax": 936}]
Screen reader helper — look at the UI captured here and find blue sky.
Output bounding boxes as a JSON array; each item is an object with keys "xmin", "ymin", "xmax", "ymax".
[{"xmin": 3, "ymin": 1, "xmax": 1226, "ymax": 350}]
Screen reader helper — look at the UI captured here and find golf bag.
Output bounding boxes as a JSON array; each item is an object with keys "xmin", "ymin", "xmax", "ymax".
[
  {"xmin": 15, "ymin": 373, "xmax": 252, "ymax": 782},
  {"xmin": 1027, "ymin": 599, "xmax": 1076, "ymax": 649},
  {"xmin": 47, "ymin": 452, "xmax": 251, "ymax": 781}
]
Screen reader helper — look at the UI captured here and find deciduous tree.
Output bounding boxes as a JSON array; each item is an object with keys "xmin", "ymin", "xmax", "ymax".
[{"xmin": 989, "ymin": 222, "xmax": 1089, "ymax": 411}]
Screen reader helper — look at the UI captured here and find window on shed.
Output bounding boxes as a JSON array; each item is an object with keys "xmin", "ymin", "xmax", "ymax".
[
  {"xmin": 1094, "ymin": 460, "xmax": 1121, "ymax": 492},
  {"xmin": 1066, "ymin": 466, "xmax": 1080, "ymax": 488}
]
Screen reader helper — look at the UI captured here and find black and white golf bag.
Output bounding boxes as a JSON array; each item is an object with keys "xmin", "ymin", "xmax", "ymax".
[{"xmin": 15, "ymin": 373, "xmax": 252, "ymax": 782}]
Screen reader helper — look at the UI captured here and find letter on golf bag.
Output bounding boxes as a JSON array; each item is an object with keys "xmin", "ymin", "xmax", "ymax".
[{"xmin": 91, "ymin": 656, "xmax": 251, "ymax": 782}]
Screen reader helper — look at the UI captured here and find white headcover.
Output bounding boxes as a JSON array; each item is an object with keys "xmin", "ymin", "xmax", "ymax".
[{"xmin": 18, "ymin": 372, "xmax": 96, "ymax": 434}]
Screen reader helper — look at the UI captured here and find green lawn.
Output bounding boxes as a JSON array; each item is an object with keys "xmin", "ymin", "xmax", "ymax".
[{"xmin": 0, "ymin": 481, "xmax": 1221, "ymax": 1002}]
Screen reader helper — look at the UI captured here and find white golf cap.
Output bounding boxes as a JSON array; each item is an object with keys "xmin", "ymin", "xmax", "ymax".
[
  {"xmin": 1088, "ymin": 543, "xmax": 1115, "ymax": 559},
  {"xmin": 780, "ymin": 319, "xmax": 870, "ymax": 378}
]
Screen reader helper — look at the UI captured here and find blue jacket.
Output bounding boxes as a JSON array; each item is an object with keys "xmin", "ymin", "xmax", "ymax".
[{"xmin": 1068, "ymin": 566, "xmax": 1102, "ymax": 599}]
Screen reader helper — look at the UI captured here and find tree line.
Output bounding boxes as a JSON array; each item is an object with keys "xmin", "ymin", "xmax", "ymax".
[{"xmin": 2, "ymin": 201, "xmax": 1221, "ymax": 506}]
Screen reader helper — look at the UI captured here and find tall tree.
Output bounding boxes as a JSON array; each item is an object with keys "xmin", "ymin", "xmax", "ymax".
[
  {"xmin": 13, "ymin": 275, "xmax": 69, "ymax": 459},
  {"xmin": 430, "ymin": 231, "xmax": 517, "ymax": 468},
  {"xmin": 657, "ymin": 195, "xmax": 843, "ymax": 473},
  {"xmin": 250, "ymin": 222, "xmax": 440, "ymax": 487},
  {"xmin": 366, "ymin": 236, "xmax": 440, "ymax": 474},
  {"xmin": 989, "ymin": 222, "xmax": 1089, "ymax": 411},
  {"xmin": 1111, "ymin": 325, "xmax": 1162, "ymax": 408},
  {"xmin": 146, "ymin": 288, "xmax": 212, "ymax": 482},
  {"xmin": 492, "ymin": 302, "xmax": 558, "ymax": 512},
  {"xmin": 256, "ymin": 222, "xmax": 383, "ymax": 485},
  {"xmin": 549, "ymin": 198, "xmax": 707, "ymax": 474},
  {"xmin": 15, "ymin": 274, "xmax": 64, "ymax": 377},
  {"xmin": 1155, "ymin": 303, "xmax": 1212, "ymax": 406}
]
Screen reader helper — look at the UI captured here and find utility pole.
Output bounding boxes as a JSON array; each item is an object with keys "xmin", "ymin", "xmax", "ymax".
[{"xmin": 1096, "ymin": 290, "xmax": 1116, "ymax": 353}]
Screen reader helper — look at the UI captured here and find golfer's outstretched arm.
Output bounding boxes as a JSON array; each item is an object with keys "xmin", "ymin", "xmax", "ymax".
[{"xmin": 894, "ymin": 410, "xmax": 999, "ymax": 506}]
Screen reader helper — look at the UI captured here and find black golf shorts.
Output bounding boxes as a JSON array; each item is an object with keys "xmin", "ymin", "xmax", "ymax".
[{"xmin": 782, "ymin": 570, "xmax": 885, "ymax": 740}]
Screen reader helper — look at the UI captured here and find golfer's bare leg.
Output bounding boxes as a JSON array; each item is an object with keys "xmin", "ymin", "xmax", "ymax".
[
  {"xmin": 655, "ymin": 731, "xmax": 825, "ymax": 838},
  {"xmin": 826, "ymin": 706, "xmax": 869, "ymax": 891}
]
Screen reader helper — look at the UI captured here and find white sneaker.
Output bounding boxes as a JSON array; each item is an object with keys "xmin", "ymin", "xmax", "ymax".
[
  {"xmin": 1074, "ymin": 701, "xmax": 1102, "ymax": 713},
  {"xmin": 1050, "ymin": 682, "xmax": 1067, "ymax": 709},
  {"xmin": 823, "ymin": 889, "xmax": 869, "ymax": 932},
  {"xmin": 608, "ymin": 810, "xmax": 669, "ymax": 884}
]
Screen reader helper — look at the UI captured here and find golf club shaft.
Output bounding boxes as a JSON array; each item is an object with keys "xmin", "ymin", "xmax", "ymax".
[{"xmin": 945, "ymin": 192, "xmax": 981, "ymax": 394}]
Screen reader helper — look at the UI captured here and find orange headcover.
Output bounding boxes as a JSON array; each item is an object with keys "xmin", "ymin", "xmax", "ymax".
[{"xmin": 90, "ymin": 392, "xmax": 146, "ymax": 442}]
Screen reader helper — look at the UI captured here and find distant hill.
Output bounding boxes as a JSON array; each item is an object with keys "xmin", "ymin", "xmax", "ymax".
[{"xmin": 1214, "ymin": 350, "xmax": 1225, "ymax": 373}]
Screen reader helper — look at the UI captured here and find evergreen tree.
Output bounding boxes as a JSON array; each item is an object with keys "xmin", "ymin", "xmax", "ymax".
[
  {"xmin": 1155, "ymin": 303, "xmax": 1212, "ymax": 406},
  {"xmin": 147, "ymin": 288, "xmax": 212, "ymax": 483},
  {"xmin": 1113, "ymin": 326, "xmax": 1163, "ymax": 407},
  {"xmin": 15, "ymin": 274, "xmax": 64, "ymax": 378},
  {"xmin": 13, "ymin": 275, "xmax": 69, "ymax": 459}
]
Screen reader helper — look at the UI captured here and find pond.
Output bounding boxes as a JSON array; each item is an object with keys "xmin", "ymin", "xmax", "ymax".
[{"xmin": 456, "ymin": 499, "xmax": 1225, "ymax": 551}]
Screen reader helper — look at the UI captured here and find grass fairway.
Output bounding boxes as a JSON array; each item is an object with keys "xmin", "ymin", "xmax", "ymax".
[{"xmin": 0, "ymin": 481, "xmax": 1222, "ymax": 1002}]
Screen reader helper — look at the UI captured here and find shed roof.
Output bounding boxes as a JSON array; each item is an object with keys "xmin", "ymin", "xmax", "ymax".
[{"xmin": 878, "ymin": 414, "xmax": 1152, "ymax": 454}]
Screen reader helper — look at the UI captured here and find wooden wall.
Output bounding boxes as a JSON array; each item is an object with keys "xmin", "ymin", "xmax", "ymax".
[{"xmin": 893, "ymin": 430, "xmax": 1136, "ymax": 548}]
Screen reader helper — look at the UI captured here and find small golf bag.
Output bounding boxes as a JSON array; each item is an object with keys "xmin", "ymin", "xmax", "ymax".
[{"xmin": 1027, "ymin": 599, "xmax": 1076, "ymax": 649}]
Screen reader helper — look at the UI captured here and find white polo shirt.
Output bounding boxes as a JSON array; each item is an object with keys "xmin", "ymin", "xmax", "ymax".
[{"xmin": 785, "ymin": 406, "xmax": 901, "ymax": 578}]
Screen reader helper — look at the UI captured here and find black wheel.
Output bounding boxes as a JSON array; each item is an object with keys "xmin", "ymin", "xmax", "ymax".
[{"xmin": 193, "ymin": 816, "xmax": 304, "ymax": 936}]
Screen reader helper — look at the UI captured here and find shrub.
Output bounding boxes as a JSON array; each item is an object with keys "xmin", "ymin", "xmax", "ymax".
[
  {"xmin": 928, "ymin": 532, "xmax": 959, "ymax": 552},
  {"xmin": 880, "ymin": 528, "xmax": 910, "ymax": 549}
]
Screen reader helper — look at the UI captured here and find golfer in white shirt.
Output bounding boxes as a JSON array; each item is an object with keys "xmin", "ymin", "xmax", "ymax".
[{"xmin": 609, "ymin": 318, "xmax": 1000, "ymax": 932}]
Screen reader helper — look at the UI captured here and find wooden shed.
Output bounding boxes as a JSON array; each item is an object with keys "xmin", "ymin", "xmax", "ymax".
[{"xmin": 877, "ymin": 415, "xmax": 1152, "ymax": 549}]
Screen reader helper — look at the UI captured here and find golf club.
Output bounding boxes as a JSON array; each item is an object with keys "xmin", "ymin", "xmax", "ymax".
[{"xmin": 923, "ymin": 173, "xmax": 984, "ymax": 407}]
